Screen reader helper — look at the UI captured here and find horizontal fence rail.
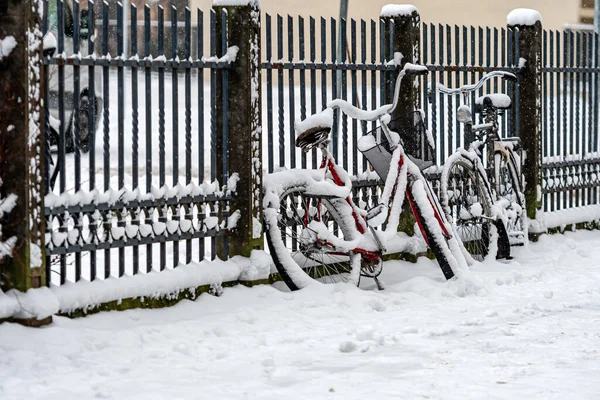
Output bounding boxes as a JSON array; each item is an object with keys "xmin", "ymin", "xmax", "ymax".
[{"xmin": 42, "ymin": 0, "xmax": 236, "ymax": 286}]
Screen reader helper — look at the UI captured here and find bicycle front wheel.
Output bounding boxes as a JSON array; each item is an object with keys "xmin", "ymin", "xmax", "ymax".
[
  {"xmin": 441, "ymin": 155, "xmax": 509, "ymax": 260},
  {"xmin": 264, "ymin": 184, "xmax": 361, "ymax": 291},
  {"xmin": 495, "ymin": 149, "xmax": 527, "ymax": 245}
]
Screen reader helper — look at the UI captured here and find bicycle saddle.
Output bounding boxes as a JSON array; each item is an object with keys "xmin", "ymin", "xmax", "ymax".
[
  {"xmin": 474, "ymin": 93, "xmax": 512, "ymax": 113},
  {"xmin": 295, "ymin": 125, "xmax": 331, "ymax": 151}
]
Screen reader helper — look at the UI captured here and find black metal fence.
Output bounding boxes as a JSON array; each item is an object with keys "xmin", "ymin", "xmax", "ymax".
[
  {"xmin": 541, "ymin": 29, "xmax": 600, "ymax": 216},
  {"xmin": 261, "ymin": 15, "xmax": 521, "ymax": 196},
  {"xmin": 42, "ymin": 0, "xmax": 236, "ymax": 286},
  {"xmin": 33, "ymin": 1, "xmax": 600, "ymax": 293}
]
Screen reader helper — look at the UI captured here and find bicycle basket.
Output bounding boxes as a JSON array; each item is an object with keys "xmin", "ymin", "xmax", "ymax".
[{"xmin": 360, "ymin": 111, "xmax": 435, "ymax": 180}]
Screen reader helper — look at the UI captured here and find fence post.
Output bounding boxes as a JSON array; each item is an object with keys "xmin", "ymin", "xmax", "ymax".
[
  {"xmin": 508, "ymin": 9, "xmax": 543, "ymax": 224},
  {"xmin": 380, "ymin": 5, "xmax": 421, "ymax": 119},
  {"xmin": 0, "ymin": 0, "xmax": 49, "ymax": 325},
  {"xmin": 380, "ymin": 5, "xmax": 421, "ymax": 235},
  {"xmin": 213, "ymin": 0, "xmax": 263, "ymax": 257}
]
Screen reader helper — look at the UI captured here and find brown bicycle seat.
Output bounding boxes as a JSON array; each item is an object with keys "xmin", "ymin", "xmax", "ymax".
[{"xmin": 295, "ymin": 126, "xmax": 331, "ymax": 151}]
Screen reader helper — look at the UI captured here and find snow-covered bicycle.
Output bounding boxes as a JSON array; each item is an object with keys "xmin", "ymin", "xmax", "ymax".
[
  {"xmin": 433, "ymin": 71, "xmax": 527, "ymax": 261},
  {"xmin": 264, "ymin": 64, "xmax": 469, "ymax": 291}
]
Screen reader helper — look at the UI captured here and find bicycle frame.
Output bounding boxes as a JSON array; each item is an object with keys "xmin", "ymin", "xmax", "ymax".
[{"xmin": 311, "ymin": 138, "xmax": 451, "ymax": 263}]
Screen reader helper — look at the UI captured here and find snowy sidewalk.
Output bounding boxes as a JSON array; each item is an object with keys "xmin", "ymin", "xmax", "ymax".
[{"xmin": 1, "ymin": 231, "xmax": 600, "ymax": 399}]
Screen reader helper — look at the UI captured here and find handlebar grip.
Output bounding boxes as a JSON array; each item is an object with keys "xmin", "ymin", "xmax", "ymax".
[
  {"xmin": 504, "ymin": 73, "xmax": 518, "ymax": 82},
  {"xmin": 405, "ymin": 67, "xmax": 429, "ymax": 76}
]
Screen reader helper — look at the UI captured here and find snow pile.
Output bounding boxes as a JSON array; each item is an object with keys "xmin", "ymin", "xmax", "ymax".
[
  {"xmin": 0, "ymin": 291, "xmax": 19, "ymax": 319},
  {"xmin": 52, "ymin": 251, "xmax": 272, "ymax": 314},
  {"xmin": 542, "ymin": 205, "xmax": 600, "ymax": 230},
  {"xmin": 507, "ymin": 8, "xmax": 542, "ymax": 26},
  {"xmin": 380, "ymin": 4, "xmax": 418, "ymax": 17},
  {"xmin": 5, "ymin": 231, "xmax": 600, "ymax": 398},
  {"xmin": 0, "ymin": 36, "xmax": 17, "ymax": 61}
]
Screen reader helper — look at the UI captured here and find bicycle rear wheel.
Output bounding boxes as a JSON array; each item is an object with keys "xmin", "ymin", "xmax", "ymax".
[
  {"xmin": 264, "ymin": 184, "xmax": 361, "ymax": 291},
  {"xmin": 441, "ymin": 155, "xmax": 510, "ymax": 260}
]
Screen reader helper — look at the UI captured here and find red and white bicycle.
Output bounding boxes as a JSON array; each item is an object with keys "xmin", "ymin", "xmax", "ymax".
[{"xmin": 264, "ymin": 64, "xmax": 469, "ymax": 290}]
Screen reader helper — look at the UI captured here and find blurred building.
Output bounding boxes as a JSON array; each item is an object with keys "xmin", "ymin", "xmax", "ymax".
[{"xmin": 190, "ymin": 0, "xmax": 582, "ymax": 31}]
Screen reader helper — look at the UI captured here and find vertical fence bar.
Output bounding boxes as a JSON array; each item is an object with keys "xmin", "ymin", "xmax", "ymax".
[
  {"xmin": 470, "ymin": 26, "xmax": 476, "ymax": 118},
  {"xmin": 209, "ymin": 9, "xmax": 217, "ymax": 259},
  {"xmin": 431, "ymin": 23, "xmax": 438, "ymax": 160},
  {"xmin": 265, "ymin": 14, "xmax": 273, "ymax": 173},
  {"xmin": 422, "ymin": 22, "xmax": 428, "ymax": 135},
  {"xmin": 172, "ymin": 6, "xmax": 179, "ymax": 188},
  {"xmin": 117, "ymin": 2, "xmax": 125, "ymax": 277},
  {"xmin": 542, "ymin": 30, "xmax": 548, "ymax": 161},
  {"xmin": 331, "ymin": 17, "xmax": 338, "ymax": 162},
  {"xmin": 158, "ymin": 6, "xmax": 167, "ymax": 269},
  {"xmin": 102, "ymin": 0, "xmax": 110, "ymax": 280},
  {"xmin": 370, "ymin": 20, "xmax": 376, "ymax": 134},
  {"xmin": 73, "ymin": 0, "xmax": 82, "ymax": 282},
  {"xmin": 197, "ymin": 7, "xmax": 205, "ymax": 260},
  {"xmin": 43, "ymin": 0, "xmax": 52, "ymax": 284},
  {"xmin": 73, "ymin": 0, "xmax": 81, "ymax": 194},
  {"xmin": 299, "ymin": 16, "xmax": 307, "ymax": 169},
  {"xmin": 117, "ymin": 3, "xmax": 124, "ymax": 190},
  {"xmin": 310, "ymin": 16, "xmax": 317, "ymax": 169},
  {"xmin": 568, "ymin": 31, "xmax": 574, "ymax": 209},
  {"xmin": 379, "ymin": 19, "xmax": 385, "ymax": 109},
  {"xmin": 341, "ymin": 17, "xmax": 349, "ymax": 172},
  {"xmin": 87, "ymin": 0, "xmax": 97, "ymax": 281},
  {"xmin": 288, "ymin": 15, "xmax": 296, "ymax": 169},
  {"xmin": 462, "ymin": 25, "xmax": 474, "ymax": 138},
  {"xmin": 144, "ymin": 4, "xmax": 153, "ymax": 272},
  {"xmin": 581, "ymin": 33, "xmax": 587, "ymax": 207},
  {"xmin": 549, "ymin": 30, "xmax": 555, "ymax": 212},
  {"xmin": 322, "ymin": 18, "xmax": 327, "ymax": 116},
  {"xmin": 593, "ymin": 32, "xmax": 599, "ymax": 205},
  {"xmin": 131, "ymin": 3, "xmax": 139, "ymax": 275},
  {"xmin": 159, "ymin": 7, "xmax": 166, "ymax": 188},
  {"xmin": 455, "ymin": 25, "xmax": 461, "ymax": 150},
  {"xmin": 575, "ymin": 33, "xmax": 581, "ymax": 162},
  {"xmin": 277, "ymin": 14, "xmax": 284, "ymax": 168},
  {"xmin": 438, "ymin": 24, "xmax": 445, "ymax": 160},
  {"xmin": 445, "ymin": 24, "xmax": 452, "ymax": 158},
  {"xmin": 184, "ymin": 7, "xmax": 192, "ymax": 264},
  {"xmin": 360, "ymin": 19, "xmax": 367, "ymax": 149},
  {"xmin": 351, "ymin": 18, "xmax": 358, "ymax": 176},
  {"xmin": 501, "ymin": 27, "xmax": 507, "ymax": 136},
  {"xmin": 58, "ymin": 0, "xmax": 66, "ymax": 197},
  {"xmin": 220, "ymin": 8, "xmax": 229, "ymax": 260},
  {"xmin": 171, "ymin": 5, "xmax": 180, "ymax": 267}
]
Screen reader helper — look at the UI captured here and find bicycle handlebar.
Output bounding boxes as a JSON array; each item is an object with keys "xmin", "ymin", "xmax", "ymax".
[
  {"xmin": 327, "ymin": 63, "xmax": 429, "ymax": 122},
  {"xmin": 431, "ymin": 71, "xmax": 517, "ymax": 96}
]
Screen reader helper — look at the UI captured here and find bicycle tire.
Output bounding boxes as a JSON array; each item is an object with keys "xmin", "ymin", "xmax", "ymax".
[
  {"xmin": 495, "ymin": 149, "xmax": 527, "ymax": 245},
  {"xmin": 264, "ymin": 184, "xmax": 362, "ymax": 291},
  {"xmin": 407, "ymin": 178, "xmax": 455, "ymax": 280},
  {"xmin": 440, "ymin": 155, "xmax": 510, "ymax": 260}
]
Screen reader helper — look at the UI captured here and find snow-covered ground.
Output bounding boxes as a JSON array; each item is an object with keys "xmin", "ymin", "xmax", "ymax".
[{"xmin": 2, "ymin": 230, "xmax": 600, "ymax": 399}]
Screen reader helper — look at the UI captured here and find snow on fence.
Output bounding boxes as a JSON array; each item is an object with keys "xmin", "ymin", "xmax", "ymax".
[{"xmin": 40, "ymin": 0, "xmax": 241, "ymax": 289}]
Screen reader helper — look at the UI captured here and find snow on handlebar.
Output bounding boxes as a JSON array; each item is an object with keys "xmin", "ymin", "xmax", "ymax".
[{"xmin": 430, "ymin": 71, "xmax": 518, "ymax": 96}]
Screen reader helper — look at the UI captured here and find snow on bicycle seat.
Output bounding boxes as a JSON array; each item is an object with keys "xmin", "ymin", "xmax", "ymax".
[
  {"xmin": 295, "ymin": 109, "xmax": 333, "ymax": 151},
  {"xmin": 474, "ymin": 93, "xmax": 512, "ymax": 113}
]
